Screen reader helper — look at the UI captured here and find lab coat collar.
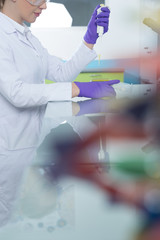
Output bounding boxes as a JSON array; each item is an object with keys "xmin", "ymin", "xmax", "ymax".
[{"xmin": 0, "ymin": 12, "xmax": 30, "ymax": 36}]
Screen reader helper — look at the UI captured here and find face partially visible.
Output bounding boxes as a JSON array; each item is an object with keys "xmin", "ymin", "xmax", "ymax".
[{"xmin": 9, "ymin": 0, "xmax": 47, "ymax": 25}]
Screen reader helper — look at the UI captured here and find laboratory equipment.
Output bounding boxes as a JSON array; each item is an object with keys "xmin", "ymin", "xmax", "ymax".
[
  {"xmin": 113, "ymin": 82, "xmax": 156, "ymax": 98},
  {"xmin": 97, "ymin": 4, "xmax": 106, "ymax": 37}
]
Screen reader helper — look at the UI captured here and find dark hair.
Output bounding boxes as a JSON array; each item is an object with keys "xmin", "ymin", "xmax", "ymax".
[{"xmin": 0, "ymin": 0, "xmax": 5, "ymax": 10}]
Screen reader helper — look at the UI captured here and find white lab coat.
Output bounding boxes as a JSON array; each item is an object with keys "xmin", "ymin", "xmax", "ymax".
[
  {"xmin": 0, "ymin": 12, "xmax": 96, "ymax": 147},
  {"xmin": 0, "ymin": 148, "xmax": 36, "ymax": 227},
  {"xmin": 0, "ymin": 12, "xmax": 97, "ymax": 109}
]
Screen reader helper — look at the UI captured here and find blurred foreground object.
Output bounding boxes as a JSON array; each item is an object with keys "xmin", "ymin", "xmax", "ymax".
[
  {"xmin": 143, "ymin": 18, "xmax": 160, "ymax": 34},
  {"xmin": 35, "ymin": 92, "xmax": 160, "ymax": 240}
]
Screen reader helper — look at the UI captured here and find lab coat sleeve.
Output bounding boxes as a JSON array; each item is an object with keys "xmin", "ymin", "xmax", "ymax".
[
  {"xmin": 0, "ymin": 40, "xmax": 73, "ymax": 108},
  {"xmin": 45, "ymin": 42, "xmax": 97, "ymax": 82}
]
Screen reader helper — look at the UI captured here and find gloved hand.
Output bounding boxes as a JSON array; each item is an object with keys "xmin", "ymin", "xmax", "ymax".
[
  {"xmin": 74, "ymin": 80, "xmax": 120, "ymax": 98},
  {"xmin": 84, "ymin": 5, "xmax": 110, "ymax": 44},
  {"xmin": 76, "ymin": 99, "xmax": 112, "ymax": 116}
]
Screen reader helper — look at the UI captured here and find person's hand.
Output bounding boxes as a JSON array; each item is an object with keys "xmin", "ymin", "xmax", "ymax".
[
  {"xmin": 76, "ymin": 99, "xmax": 112, "ymax": 116},
  {"xmin": 84, "ymin": 5, "xmax": 110, "ymax": 44},
  {"xmin": 74, "ymin": 80, "xmax": 120, "ymax": 98}
]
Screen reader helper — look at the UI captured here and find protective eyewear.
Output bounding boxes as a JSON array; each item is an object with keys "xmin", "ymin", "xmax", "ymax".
[{"xmin": 25, "ymin": 0, "xmax": 50, "ymax": 6}]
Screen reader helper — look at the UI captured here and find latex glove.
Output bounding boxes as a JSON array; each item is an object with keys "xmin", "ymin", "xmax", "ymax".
[
  {"xmin": 74, "ymin": 80, "xmax": 120, "ymax": 98},
  {"xmin": 76, "ymin": 99, "xmax": 112, "ymax": 116},
  {"xmin": 84, "ymin": 5, "xmax": 110, "ymax": 44}
]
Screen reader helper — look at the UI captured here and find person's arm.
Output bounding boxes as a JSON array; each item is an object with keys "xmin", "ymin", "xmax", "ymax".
[
  {"xmin": 45, "ymin": 5, "xmax": 111, "ymax": 82},
  {"xmin": 45, "ymin": 43, "xmax": 97, "ymax": 83},
  {"xmin": 83, "ymin": 41, "xmax": 94, "ymax": 50},
  {"xmin": 0, "ymin": 40, "xmax": 73, "ymax": 107}
]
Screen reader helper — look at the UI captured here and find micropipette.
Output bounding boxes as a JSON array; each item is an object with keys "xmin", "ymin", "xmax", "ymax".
[
  {"xmin": 97, "ymin": 4, "xmax": 105, "ymax": 37},
  {"xmin": 97, "ymin": 3, "xmax": 108, "ymax": 65}
]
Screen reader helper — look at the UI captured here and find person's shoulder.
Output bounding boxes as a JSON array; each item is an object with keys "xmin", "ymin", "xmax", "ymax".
[
  {"xmin": 0, "ymin": 28, "xmax": 9, "ymax": 40},
  {"xmin": 0, "ymin": 29, "xmax": 12, "ymax": 52},
  {"xmin": 0, "ymin": 28, "xmax": 7, "ymax": 41},
  {"xmin": 0, "ymin": 20, "xmax": 10, "ymax": 38}
]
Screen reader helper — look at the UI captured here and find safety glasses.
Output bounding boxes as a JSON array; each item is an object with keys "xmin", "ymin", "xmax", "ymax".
[{"xmin": 25, "ymin": 0, "xmax": 50, "ymax": 6}]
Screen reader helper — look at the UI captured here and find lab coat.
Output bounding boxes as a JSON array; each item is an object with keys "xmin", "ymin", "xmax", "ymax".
[
  {"xmin": 0, "ymin": 12, "xmax": 96, "ymax": 147},
  {"xmin": 0, "ymin": 148, "xmax": 35, "ymax": 227},
  {"xmin": 0, "ymin": 12, "xmax": 97, "ymax": 109}
]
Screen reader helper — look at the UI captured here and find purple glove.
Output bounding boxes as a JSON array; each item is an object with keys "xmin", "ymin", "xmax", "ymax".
[
  {"xmin": 84, "ymin": 5, "xmax": 110, "ymax": 44},
  {"xmin": 75, "ymin": 80, "xmax": 120, "ymax": 98},
  {"xmin": 76, "ymin": 99, "xmax": 112, "ymax": 116}
]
